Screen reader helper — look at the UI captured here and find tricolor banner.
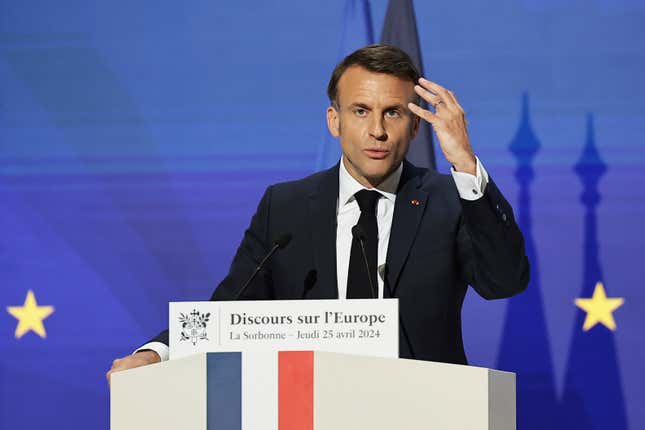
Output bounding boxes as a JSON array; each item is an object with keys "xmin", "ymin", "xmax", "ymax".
[{"xmin": 170, "ymin": 351, "xmax": 319, "ymax": 429}]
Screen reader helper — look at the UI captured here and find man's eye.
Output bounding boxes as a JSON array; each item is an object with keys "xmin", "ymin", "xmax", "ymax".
[
  {"xmin": 385, "ymin": 109, "xmax": 400, "ymax": 118},
  {"xmin": 354, "ymin": 108, "xmax": 367, "ymax": 117}
]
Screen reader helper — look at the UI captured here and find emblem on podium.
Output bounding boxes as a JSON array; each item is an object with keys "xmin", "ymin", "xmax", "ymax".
[{"xmin": 179, "ymin": 309, "xmax": 211, "ymax": 346}]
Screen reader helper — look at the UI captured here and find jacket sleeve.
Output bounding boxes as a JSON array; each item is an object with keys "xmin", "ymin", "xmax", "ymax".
[{"xmin": 457, "ymin": 178, "xmax": 530, "ymax": 299}]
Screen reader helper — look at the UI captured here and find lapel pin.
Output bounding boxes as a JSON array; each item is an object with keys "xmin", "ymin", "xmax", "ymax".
[{"xmin": 411, "ymin": 199, "xmax": 420, "ymax": 206}]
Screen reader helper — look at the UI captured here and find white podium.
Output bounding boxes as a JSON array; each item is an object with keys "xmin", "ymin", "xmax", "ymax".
[{"xmin": 111, "ymin": 351, "xmax": 515, "ymax": 430}]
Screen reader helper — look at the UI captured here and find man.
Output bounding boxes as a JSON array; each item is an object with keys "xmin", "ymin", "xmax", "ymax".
[{"xmin": 107, "ymin": 44, "xmax": 529, "ymax": 383}]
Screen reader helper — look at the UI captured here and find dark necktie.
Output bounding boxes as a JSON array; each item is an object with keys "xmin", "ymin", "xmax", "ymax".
[{"xmin": 346, "ymin": 189, "xmax": 381, "ymax": 299}]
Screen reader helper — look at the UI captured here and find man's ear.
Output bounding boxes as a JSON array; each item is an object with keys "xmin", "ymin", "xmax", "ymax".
[
  {"xmin": 410, "ymin": 115, "xmax": 420, "ymax": 140},
  {"xmin": 327, "ymin": 105, "xmax": 340, "ymax": 137}
]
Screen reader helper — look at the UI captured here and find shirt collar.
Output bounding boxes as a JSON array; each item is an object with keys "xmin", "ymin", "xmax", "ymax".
[{"xmin": 338, "ymin": 156, "xmax": 403, "ymax": 207}]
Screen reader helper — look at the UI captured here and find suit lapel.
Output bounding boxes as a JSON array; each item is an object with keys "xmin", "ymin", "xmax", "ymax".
[
  {"xmin": 307, "ymin": 165, "xmax": 340, "ymax": 299},
  {"xmin": 386, "ymin": 161, "xmax": 429, "ymax": 297}
]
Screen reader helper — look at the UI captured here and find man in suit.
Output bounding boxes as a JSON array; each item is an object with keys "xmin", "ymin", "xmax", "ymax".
[{"xmin": 107, "ymin": 44, "xmax": 529, "ymax": 383}]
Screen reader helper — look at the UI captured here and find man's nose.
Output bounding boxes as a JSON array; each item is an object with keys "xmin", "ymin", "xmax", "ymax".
[{"xmin": 369, "ymin": 116, "xmax": 388, "ymax": 141}]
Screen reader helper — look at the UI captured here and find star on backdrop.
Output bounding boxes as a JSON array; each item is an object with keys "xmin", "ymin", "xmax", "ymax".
[
  {"xmin": 575, "ymin": 282, "xmax": 624, "ymax": 332},
  {"xmin": 6, "ymin": 290, "xmax": 55, "ymax": 339}
]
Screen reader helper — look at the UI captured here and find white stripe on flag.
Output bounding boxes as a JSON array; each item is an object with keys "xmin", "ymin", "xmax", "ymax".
[{"xmin": 242, "ymin": 351, "xmax": 278, "ymax": 430}]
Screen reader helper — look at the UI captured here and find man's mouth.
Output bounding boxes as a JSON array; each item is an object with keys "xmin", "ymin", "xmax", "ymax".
[{"xmin": 363, "ymin": 148, "xmax": 390, "ymax": 159}]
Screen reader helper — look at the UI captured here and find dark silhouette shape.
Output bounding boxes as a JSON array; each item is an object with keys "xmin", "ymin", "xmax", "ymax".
[
  {"xmin": 496, "ymin": 93, "xmax": 558, "ymax": 429},
  {"xmin": 381, "ymin": 0, "xmax": 436, "ymax": 169},
  {"xmin": 559, "ymin": 114, "xmax": 628, "ymax": 429}
]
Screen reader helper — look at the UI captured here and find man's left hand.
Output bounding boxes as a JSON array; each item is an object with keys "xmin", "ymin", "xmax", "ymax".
[{"xmin": 408, "ymin": 78, "xmax": 476, "ymax": 175}]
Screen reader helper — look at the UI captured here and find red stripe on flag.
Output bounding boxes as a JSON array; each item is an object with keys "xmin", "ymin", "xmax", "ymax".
[{"xmin": 278, "ymin": 351, "xmax": 313, "ymax": 430}]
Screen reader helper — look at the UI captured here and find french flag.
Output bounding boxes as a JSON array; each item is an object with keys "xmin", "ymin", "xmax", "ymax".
[{"xmin": 206, "ymin": 351, "xmax": 315, "ymax": 430}]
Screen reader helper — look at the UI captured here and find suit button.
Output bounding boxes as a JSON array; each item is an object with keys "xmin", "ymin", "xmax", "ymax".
[{"xmin": 502, "ymin": 213, "xmax": 508, "ymax": 222}]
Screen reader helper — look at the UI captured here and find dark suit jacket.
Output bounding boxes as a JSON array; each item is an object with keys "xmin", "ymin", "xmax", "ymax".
[{"xmin": 152, "ymin": 160, "xmax": 529, "ymax": 365}]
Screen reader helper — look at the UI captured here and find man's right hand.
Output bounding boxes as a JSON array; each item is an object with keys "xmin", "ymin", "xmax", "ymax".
[{"xmin": 106, "ymin": 350, "xmax": 161, "ymax": 387}]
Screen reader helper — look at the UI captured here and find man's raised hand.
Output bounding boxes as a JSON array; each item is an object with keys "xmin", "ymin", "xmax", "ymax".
[{"xmin": 408, "ymin": 78, "xmax": 476, "ymax": 175}]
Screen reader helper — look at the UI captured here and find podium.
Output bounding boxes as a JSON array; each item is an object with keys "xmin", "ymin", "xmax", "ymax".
[{"xmin": 111, "ymin": 351, "xmax": 515, "ymax": 429}]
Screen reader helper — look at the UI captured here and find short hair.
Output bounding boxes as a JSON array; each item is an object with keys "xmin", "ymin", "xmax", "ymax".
[{"xmin": 327, "ymin": 44, "xmax": 421, "ymax": 107}]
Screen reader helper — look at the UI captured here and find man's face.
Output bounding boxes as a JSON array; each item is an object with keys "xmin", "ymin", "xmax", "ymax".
[{"xmin": 327, "ymin": 66, "xmax": 420, "ymax": 187}]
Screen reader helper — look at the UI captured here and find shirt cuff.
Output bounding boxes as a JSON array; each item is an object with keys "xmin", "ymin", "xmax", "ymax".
[
  {"xmin": 450, "ymin": 156, "xmax": 490, "ymax": 201},
  {"xmin": 134, "ymin": 342, "xmax": 169, "ymax": 362}
]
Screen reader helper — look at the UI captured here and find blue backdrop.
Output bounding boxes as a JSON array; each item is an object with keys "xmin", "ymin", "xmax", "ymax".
[{"xmin": 1, "ymin": 1, "xmax": 644, "ymax": 428}]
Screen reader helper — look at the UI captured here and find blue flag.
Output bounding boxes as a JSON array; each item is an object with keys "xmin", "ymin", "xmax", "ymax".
[
  {"xmin": 316, "ymin": 0, "xmax": 374, "ymax": 170},
  {"xmin": 380, "ymin": 0, "xmax": 436, "ymax": 169}
]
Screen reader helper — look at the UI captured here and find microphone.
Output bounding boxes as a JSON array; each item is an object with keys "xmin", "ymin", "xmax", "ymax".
[
  {"xmin": 378, "ymin": 264, "xmax": 388, "ymax": 293},
  {"xmin": 301, "ymin": 269, "xmax": 317, "ymax": 299},
  {"xmin": 351, "ymin": 225, "xmax": 377, "ymax": 299},
  {"xmin": 378, "ymin": 263, "xmax": 416, "ymax": 360},
  {"xmin": 232, "ymin": 233, "xmax": 292, "ymax": 300}
]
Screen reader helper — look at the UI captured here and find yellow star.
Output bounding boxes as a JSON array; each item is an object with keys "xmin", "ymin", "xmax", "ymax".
[
  {"xmin": 7, "ymin": 290, "xmax": 55, "ymax": 339},
  {"xmin": 575, "ymin": 282, "xmax": 624, "ymax": 332}
]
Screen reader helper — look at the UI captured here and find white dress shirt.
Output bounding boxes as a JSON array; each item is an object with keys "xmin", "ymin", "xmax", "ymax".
[
  {"xmin": 335, "ymin": 156, "xmax": 489, "ymax": 299},
  {"xmin": 336, "ymin": 159, "xmax": 401, "ymax": 299},
  {"xmin": 137, "ymin": 157, "xmax": 489, "ymax": 361}
]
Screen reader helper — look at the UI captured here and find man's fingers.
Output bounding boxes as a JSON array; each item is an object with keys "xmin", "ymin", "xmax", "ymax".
[
  {"xmin": 445, "ymin": 89, "xmax": 465, "ymax": 112},
  {"xmin": 106, "ymin": 358, "xmax": 125, "ymax": 385},
  {"xmin": 414, "ymin": 85, "xmax": 441, "ymax": 107},
  {"xmin": 106, "ymin": 351, "xmax": 162, "ymax": 387},
  {"xmin": 106, "ymin": 366, "xmax": 118, "ymax": 386},
  {"xmin": 106, "ymin": 355, "xmax": 135, "ymax": 386},
  {"xmin": 446, "ymin": 89, "xmax": 460, "ymax": 106},
  {"xmin": 110, "ymin": 357, "xmax": 130, "ymax": 372},
  {"xmin": 417, "ymin": 78, "xmax": 462, "ymax": 112},
  {"xmin": 418, "ymin": 77, "xmax": 451, "ymax": 99},
  {"xmin": 408, "ymin": 102, "xmax": 438, "ymax": 124}
]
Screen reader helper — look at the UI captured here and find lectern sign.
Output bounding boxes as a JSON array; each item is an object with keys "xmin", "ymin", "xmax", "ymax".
[{"xmin": 169, "ymin": 299, "xmax": 398, "ymax": 360}]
